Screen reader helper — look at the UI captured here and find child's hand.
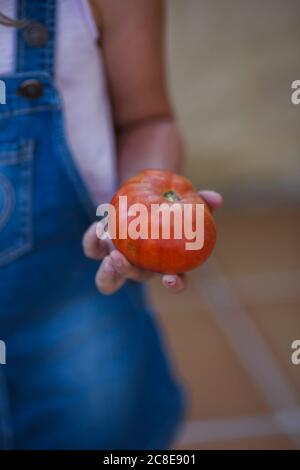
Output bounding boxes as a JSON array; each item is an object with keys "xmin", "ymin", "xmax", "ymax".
[{"xmin": 82, "ymin": 190, "xmax": 222, "ymax": 295}]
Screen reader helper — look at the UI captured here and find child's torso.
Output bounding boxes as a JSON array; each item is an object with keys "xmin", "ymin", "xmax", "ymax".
[{"xmin": 0, "ymin": 0, "xmax": 117, "ymax": 204}]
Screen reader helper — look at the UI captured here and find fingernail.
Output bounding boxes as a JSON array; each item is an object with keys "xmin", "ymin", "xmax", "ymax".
[{"xmin": 201, "ymin": 190, "xmax": 219, "ymax": 195}]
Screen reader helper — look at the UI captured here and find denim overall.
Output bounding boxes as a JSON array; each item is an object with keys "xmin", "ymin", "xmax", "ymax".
[{"xmin": 0, "ymin": 0, "xmax": 184, "ymax": 449}]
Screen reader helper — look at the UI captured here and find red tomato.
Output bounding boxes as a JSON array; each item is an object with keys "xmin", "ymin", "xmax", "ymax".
[{"xmin": 110, "ymin": 169, "xmax": 217, "ymax": 274}]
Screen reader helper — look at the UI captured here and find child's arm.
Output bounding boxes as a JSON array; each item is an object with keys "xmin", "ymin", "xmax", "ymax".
[
  {"xmin": 83, "ymin": 0, "xmax": 222, "ymax": 294},
  {"xmin": 94, "ymin": 0, "xmax": 184, "ymax": 179}
]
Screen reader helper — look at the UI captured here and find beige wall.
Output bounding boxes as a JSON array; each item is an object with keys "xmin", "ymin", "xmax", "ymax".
[{"xmin": 167, "ymin": 0, "xmax": 300, "ymax": 193}]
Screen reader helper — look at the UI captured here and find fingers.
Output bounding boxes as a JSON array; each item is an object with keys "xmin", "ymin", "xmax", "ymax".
[
  {"xmin": 82, "ymin": 222, "xmax": 108, "ymax": 260},
  {"xmin": 95, "ymin": 250, "xmax": 154, "ymax": 295},
  {"xmin": 95, "ymin": 251, "xmax": 186, "ymax": 295},
  {"xmin": 199, "ymin": 190, "xmax": 223, "ymax": 212},
  {"xmin": 82, "ymin": 222, "xmax": 109, "ymax": 260},
  {"xmin": 110, "ymin": 250, "xmax": 154, "ymax": 282},
  {"xmin": 162, "ymin": 274, "xmax": 186, "ymax": 293},
  {"xmin": 95, "ymin": 256, "xmax": 125, "ymax": 295}
]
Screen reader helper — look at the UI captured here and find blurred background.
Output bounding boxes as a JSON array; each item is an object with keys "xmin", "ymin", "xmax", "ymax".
[{"xmin": 149, "ymin": 0, "xmax": 300, "ymax": 449}]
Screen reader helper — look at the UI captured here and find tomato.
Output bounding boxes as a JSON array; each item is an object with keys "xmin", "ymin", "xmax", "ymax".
[{"xmin": 110, "ymin": 169, "xmax": 217, "ymax": 274}]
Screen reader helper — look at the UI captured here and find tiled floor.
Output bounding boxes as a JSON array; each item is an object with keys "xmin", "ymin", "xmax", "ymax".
[
  {"xmin": 149, "ymin": 206, "xmax": 300, "ymax": 449},
  {"xmin": 179, "ymin": 436, "xmax": 295, "ymax": 451}
]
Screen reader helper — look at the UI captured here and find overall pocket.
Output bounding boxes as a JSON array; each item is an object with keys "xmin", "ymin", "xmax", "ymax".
[{"xmin": 0, "ymin": 140, "xmax": 34, "ymax": 267}]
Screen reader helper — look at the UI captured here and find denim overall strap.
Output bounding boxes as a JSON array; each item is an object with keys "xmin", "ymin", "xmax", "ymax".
[
  {"xmin": 12, "ymin": 0, "xmax": 96, "ymax": 220},
  {"xmin": 16, "ymin": 0, "xmax": 56, "ymax": 77}
]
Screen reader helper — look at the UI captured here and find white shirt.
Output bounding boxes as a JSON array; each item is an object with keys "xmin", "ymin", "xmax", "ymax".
[{"xmin": 0, "ymin": 0, "xmax": 117, "ymax": 204}]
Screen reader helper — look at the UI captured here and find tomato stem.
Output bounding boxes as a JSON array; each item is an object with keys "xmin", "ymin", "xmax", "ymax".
[{"xmin": 163, "ymin": 190, "xmax": 181, "ymax": 202}]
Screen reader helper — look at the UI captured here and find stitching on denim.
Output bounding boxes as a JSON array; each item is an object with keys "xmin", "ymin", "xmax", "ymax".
[
  {"xmin": 16, "ymin": 0, "xmax": 56, "ymax": 77},
  {"xmin": 0, "ymin": 175, "xmax": 15, "ymax": 230},
  {"xmin": 0, "ymin": 105, "xmax": 60, "ymax": 119},
  {"xmin": 53, "ymin": 107, "xmax": 95, "ymax": 220},
  {"xmin": 20, "ymin": 140, "xmax": 35, "ymax": 162},
  {"xmin": 11, "ymin": 0, "xmax": 18, "ymax": 74},
  {"xmin": 0, "ymin": 369, "xmax": 14, "ymax": 449},
  {"xmin": 0, "ymin": 139, "xmax": 34, "ymax": 266},
  {"xmin": 19, "ymin": 140, "xmax": 34, "ymax": 251},
  {"xmin": 41, "ymin": 0, "xmax": 56, "ymax": 74},
  {"xmin": 2, "ymin": 70, "xmax": 51, "ymax": 79},
  {"xmin": 0, "ymin": 142, "xmax": 34, "ymax": 164},
  {"xmin": 43, "ymin": 0, "xmax": 55, "ymax": 76},
  {"xmin": 0, "ymin": 240, "xmax": 32, "ymax": 266},
  {"xmin": 19, "ymin": 0, "xmax": 26, "ymax": 73},
  {"xmin": 46, "ymin": 0, "xmax": 51, "ymax": 74},
  {"xmin": 0, "ymin": 156, "xmax": 19, "ymax": 165}
]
